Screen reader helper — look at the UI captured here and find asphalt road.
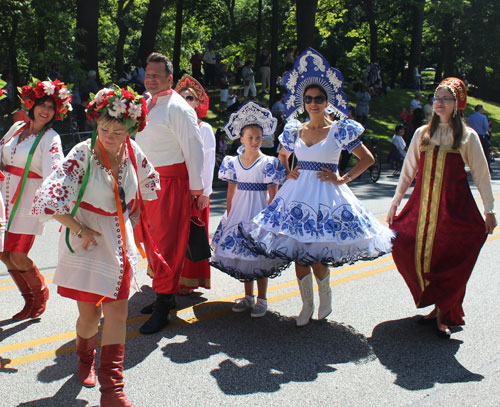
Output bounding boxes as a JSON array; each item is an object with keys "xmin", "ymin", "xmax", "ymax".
[{"xmin": 1, "ymin": 163, "xmax": 500, "ymax": 407}]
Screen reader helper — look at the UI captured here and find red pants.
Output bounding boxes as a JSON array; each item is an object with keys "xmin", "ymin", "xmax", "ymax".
[{"xmin": 144, "ymin": 163, "xmax": 191, "ymax": 294}]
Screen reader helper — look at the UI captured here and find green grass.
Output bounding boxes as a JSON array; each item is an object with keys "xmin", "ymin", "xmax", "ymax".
[{"xmin": 202, "ymin": 84, "xmax": 500, "ymax": 161}]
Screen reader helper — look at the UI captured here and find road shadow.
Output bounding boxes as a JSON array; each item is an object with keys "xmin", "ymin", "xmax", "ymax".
[
  {"xmin": 158, "ymin": 301, "xmax": 374, "ymax": 395},
  {"xmin": 17, "ymin": 376, "xmax": 89, "ymax": 407},
  {"xmin": 368, "ymin": 316, "xmax": 483, "ymax": 390}
]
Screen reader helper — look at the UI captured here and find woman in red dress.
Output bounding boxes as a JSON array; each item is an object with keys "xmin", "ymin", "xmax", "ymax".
[
  {"xmin": 175, "ymin": 75, "xmax": 215, "ymax": 294},
  {"xmin": 1, "ymin": 79, "xmax": 70, "ymax": 321},
  {"xmin": 387, "ymin": 78, "xmax": 497, "ymax": 339}
]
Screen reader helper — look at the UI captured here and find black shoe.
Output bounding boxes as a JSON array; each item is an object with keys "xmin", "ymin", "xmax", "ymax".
[
  {"xmin": 416, "ymin": 316, "xmax": 437, "ymax": 326},
  {"xmin": 139, "ymin": 294, "xmax": 175, "ymax": 335},
  {"xmin": 435, "ymin": 326, "xmax": 451, "ymax": 339},
  {"xmin": 140, "ymin": 302, "xmax": 155, "ymax": 314}
]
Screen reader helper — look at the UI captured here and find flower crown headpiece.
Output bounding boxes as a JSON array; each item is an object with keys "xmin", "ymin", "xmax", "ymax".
[
  {"xmin": 224, "ymin": 101, "xmax": 277, "ymax": 140},
  {"xmin": 86, "ymin": 86, "xmax": 148, "ymax": 136},
  {"xmin": 18, "ymin": 78, "xmax": 73, "ymax": 121},
  {"xmin": 174, "ymin": 75, "xmax": 210, "ymax": 119},
  {"xmin": 0, "ymin": 76, "xmax": 6, "ymax": 101}
]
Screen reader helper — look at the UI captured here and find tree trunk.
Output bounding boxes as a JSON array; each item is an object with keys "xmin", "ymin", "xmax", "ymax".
[
  {"xmin": 408, "ymin": 0, "xmax": 425, "ymax": 85},
  {"xmin": 269, "ymin": 0, "xmax": 279, "ymax": 108},
  {"xmin": 365, "ymin": 0, "xmax": 378, "ymax": 62},
  {"xmin": 255, "ymin": 0, "xmax": 263, "ymax": 64},
  {"xmin": 115, "ymin": 0, "xmax": 135, "ymax": 77},
  {"xmin": 137, "ymin": 0, "xmax": 166, "ymax": 63},
  {"xmin": 296, "ymin": 0, "xmax": 318, "ymax": 52},
  {"xmin": 76, "ymin": 0, "xmax": 99, "ymax": 72},
  {"xmin": 441, "ymin": 13, "xmax": 455, "ymax": 79},
  {"xmin": 8, "ymin": 13, "xmax": 20, "ymax": 99},
  {"xmin": 172, "ymin": 0, "xmax": 183, "ymax": 81}
]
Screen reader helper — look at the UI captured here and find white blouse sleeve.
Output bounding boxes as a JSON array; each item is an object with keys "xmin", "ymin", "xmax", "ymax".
[
  {"xmin": 32, "ymin": 143, "xmax": 89, "ymax": 220},
  {"xmin": 131, "ymin": 141, "xmax": 160, "ymax": 201},
  {"xmin": 171, "ymin": 102, "xmax": 205, "ymax": 191},
  {"xmin": 200, "ymin": 123, "xmax": 216, "ymax": 196},
  {"xmin": 40, "ymin": 129, "xmax": 64, "ymax": 178}
]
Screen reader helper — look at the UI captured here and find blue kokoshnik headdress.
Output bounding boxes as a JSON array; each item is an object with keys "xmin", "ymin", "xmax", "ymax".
[
  {"xmin": 283, "ymin": 47, "xmax": 348, "ymax": 119},
  {"xmin": 224, "ymin": 101, "xmax": 277, "ymax": 140}
]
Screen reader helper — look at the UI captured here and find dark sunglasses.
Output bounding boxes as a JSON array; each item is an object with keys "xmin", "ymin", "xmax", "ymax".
[
  {"xmin": 184, "ymin": 95, "xmax": 195, "ymax": 102},
  {"xmin": 304, "ymin": 95, "xmax": 326, "ymax": 104},
  {"xmin": 118, "ymin": 186, "xmax": 127, "ymax": 213}
]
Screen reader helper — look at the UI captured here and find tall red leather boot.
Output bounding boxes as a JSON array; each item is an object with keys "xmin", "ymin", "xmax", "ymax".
[
  {"xmin": 98, "ymin": 344, "xmax": 135, "ymax": 407},
  {"xmin": 21, "ymin": 265, "xmax": 49, "ymax": 318},
  {"xmin": 9, "ymin": 270, "xmax": 34, "ymax": 320},
  {"xmin": 77, "ymin": 333, "xmax": 98, "ymax": 387}
]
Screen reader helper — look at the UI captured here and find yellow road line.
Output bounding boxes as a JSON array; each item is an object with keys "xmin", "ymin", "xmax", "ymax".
[{"xmin": 3, "ymin": 263, "xmax": 395, "ymax": 368}]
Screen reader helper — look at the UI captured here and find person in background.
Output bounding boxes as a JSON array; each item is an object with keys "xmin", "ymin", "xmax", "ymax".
[
  {"xmin": 468, "ymin": 104, "xmax": 491, "ymax": 171},
  {"xmin": 423, "ymin": 94, "xmax": 433, "ymax": 123},
  {"xmin": 175, "ymin": 75, "xmax": 215, "ymax": 295},
  {"xmin": 259, "ymin": 48, "xmax": 271, "ymax": 93},
  {"xmin": 190, "ymin": 50, "xmax": 204, "ymax": 83},
  {"xmin": 410, "ymin": 91, "xmax": 422, "ymax": 110},
  {"xmin": 242, "ymin": 61, "xmax": 257, "ymax": 100},
  {"xmin": 355, "ymin": 84, "xmax": 371, "ymax": 125}
]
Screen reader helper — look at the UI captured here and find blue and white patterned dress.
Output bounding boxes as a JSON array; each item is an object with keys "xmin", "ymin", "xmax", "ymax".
[
  {"xmin": 239, "ymin": 119, "xmax": 394, "ymax": 267},
  {"xmin": 210, "ymin": 154, "xmax": 287, "ymax": 281}
]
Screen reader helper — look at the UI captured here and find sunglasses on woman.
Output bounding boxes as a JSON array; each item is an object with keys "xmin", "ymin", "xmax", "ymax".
[
  {"xmin": 118, "ymin": 186, "xmax": 127, "ymax": 213},
  {"xmin": 304, "ymin": 95, "xmax": 326, "ymax": 104}
]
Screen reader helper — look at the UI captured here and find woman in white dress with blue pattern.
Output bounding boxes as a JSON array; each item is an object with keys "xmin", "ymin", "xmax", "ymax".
[
  {"xmin": 210, "ymin": 102, "xmax": 286, "ymax": 317},
  {"xmin": 240, "ymin": 48, "xmax": 394, "ymax": 326}
]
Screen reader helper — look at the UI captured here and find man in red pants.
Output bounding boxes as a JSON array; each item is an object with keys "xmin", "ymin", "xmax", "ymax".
[{"xmin": 136, "ymin": 52, "xmax": 204, "ymax": 334}]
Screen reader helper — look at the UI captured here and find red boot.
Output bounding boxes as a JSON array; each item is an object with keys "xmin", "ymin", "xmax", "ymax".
[
  {"xmin": 77, "ymin": 333, "xmax": 98, "ymax": 387},
  {"xmin": 21, "ymin": 265, "xmax": 49, "ymax": 318},
  {"xmin": 9, "ymin": 270, "xmax": 34, "ymax": 320},
  {"xmin": 98, "ymin": 344, "xmax": 135, "ymax": 407}
]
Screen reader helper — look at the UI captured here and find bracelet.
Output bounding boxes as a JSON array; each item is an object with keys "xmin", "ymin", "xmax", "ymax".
[
  {"xmin": 76, "ymin": 225, "xmax": 84, "ymax": 238},
  {"xmin": 345, "ymin": 172, "xmax": 352, "ymax": 182},
  {"xmin": 485, "ymin": 210, "xmax": 496, "ymax": 215}
]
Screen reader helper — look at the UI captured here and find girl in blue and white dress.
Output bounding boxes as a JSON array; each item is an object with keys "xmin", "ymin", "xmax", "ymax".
[
  {"xmin": 210, "ymin": 102, "xmax": 286, "ymax": 318},
  {"xmin": 240, "ymin": 48, "xmax": 394, "ymax": 326}
]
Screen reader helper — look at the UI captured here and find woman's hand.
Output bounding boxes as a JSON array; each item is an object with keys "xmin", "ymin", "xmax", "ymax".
[
  {"xmin": 286, "ymin": 165, "xmax": 301, "ymax": 180},
  {"xmin": 197, "ymin": 195, "xmax": 209, "ymax": 211},
  {"xmin": 78, "ymin": 225, "xmax": 101, "ymax": 250},
  {"xmin": 485, "ymin": 213, "xmax": 497, "ymax": 234},
  {"xmin": 386, "ymin": 204, "xmax": 398, "ymax": 225},
  {"xmin": 318, "ymin": 167, "xmax": 347, "ymax": 185}
]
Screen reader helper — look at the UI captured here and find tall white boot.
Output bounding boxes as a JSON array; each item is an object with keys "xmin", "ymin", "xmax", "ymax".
[
  {"xmin": 316, "ymin": 273, "xmax": 332, "ymax": 320},
  {"xmin": 296, "ymin": 273, "xmax": 314, "ymax": 327}
]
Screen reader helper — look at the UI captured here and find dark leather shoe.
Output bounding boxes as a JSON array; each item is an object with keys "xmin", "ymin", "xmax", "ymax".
[
  {"xmin": 139, "ymin": 294, "xmax": 175, "ymax": 335},
  {"xmin": 435, "ymin": 326, "xmax": 451, "ymax": 339}
]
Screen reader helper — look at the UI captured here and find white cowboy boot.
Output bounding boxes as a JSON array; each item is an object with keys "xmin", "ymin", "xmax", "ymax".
[
  {"xmin": 316, "ymin": 273, "xmax": 332, "ymax": 320},
  {"xmin": 296, "ymin": 273, "xmax": 314, "ymax": 327}
]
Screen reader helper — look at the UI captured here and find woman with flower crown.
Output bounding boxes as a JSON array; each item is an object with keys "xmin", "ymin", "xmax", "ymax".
[
  {"xmin": 0, "ymin": 78, "xmax": 71, "ymax": 321},
  {"xmin": 174, "ymin": 75, "xmax": 215, "ymax": 295},
  {"xmin": 33, "ymin": 86, "xmax": 160, "ymax": 407},
  {"xmin": 240, "ymin": 48, "xmax": 394, "ymax": 327},
  {"xmin": 387, "ymin": 78, "xmax": 497, "ymax": 339}
]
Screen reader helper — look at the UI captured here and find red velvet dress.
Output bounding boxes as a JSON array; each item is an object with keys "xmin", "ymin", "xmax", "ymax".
[{"xmin": 391, "ymin": 145, "xmax": 487, "ymax": 326}]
